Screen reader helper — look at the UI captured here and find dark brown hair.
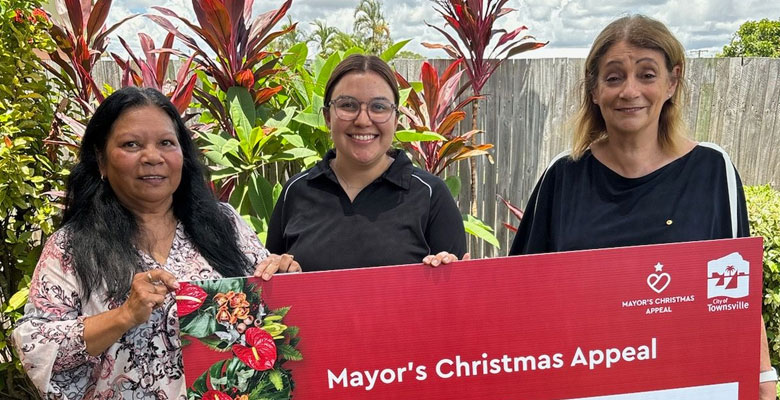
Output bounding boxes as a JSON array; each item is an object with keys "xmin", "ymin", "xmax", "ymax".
[{"xmin": 323, "ymin": 54, "xmax": 400, "ymax": 106}]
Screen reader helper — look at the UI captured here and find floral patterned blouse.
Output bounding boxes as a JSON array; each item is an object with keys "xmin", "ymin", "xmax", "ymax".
[{"xmin": 12, "ymin": 205, "xmax": 269, "ymax": 399}]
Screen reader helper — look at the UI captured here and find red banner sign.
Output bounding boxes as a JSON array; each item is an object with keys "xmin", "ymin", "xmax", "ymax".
[{"xmin": 179, "ymin": 237, "xmax": 763, "ymax": 399}]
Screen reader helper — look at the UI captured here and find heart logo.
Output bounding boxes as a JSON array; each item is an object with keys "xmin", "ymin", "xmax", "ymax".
[{"xmin": 647, "ymin": 273, "xmax": 671, "ymax": 293}]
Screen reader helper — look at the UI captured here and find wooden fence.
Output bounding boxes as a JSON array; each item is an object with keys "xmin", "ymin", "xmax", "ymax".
[
  {"xmin": 394, "ymin": 58, "xmax": 780, "ymax": 257},
  {"xmin": 92, "ymin": 58, "xmax": 780, "ymax": 258}
]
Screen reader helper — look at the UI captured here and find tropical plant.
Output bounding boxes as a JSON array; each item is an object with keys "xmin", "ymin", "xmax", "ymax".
[
  {"xmin": 41, "ymin": 0, "xmax": 136, "ymax": 151},
  {"xmin": 148, "ymin": 0, "xmax": 294, "ymax": 117},
  {"xmin": 395, "ymin": 59, "xmax": 489, "ymax": 176},
  {"xmin": 148, "ymin": 0, "xmax": 303, "ymax": 234},
  {"xmin": 308, "ymin": 19, "xmax": 338, "ymax": 58},
  {"xmin": 424, "ymin": 0, "xmax": 547, "ymax": 214},
  {"xmin": 0, "ymin": 1, "xmax": 59, "ymax": 398},
  {"xmin": 353, "ymin": 0, "xmax": 391, "ymax": 54},
  {"xmin": 111, "ymin": 32, "xmax": 198, "ymax": 116},
  {"xmin": 395, "ymin": 59, "xmax": 500, "ymax": 248},
  {"xmin": 329, "ymin": 31, "xmax": 361, "ymax": 53},
  {"xmin": 43, "ymin": 0, "xmax": 136, "ymax": 111}
]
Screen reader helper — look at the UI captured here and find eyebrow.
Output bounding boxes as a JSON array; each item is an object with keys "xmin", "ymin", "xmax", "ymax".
[
  {"xmin": 333, "ymin": 94, "xmax": 390, "ymax": 101},
  {"xmin": 604, "ymin": 57, "xmax": 660, "ymax": 68}
]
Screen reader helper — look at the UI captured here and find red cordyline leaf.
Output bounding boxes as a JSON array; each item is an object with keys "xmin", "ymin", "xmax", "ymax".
[
  {"xmin": 232, "ymin": 327, "xmax": 276, "ymax": 370},
  {"xmin": 254, "ymin": 86, "xmax": 282, "ymax": 105},
  {"xmin": 497, "ymin": 194, "xmax": 524, "ymax": 221},
  {"xmin": 202, "ymin": 390, "xmax": 232, "ymax": 400},
  {"xmin": 85, "ymin": 0, "xmax": 111, "ymax": 44},
  {"xmin": 234, "ymin": 69, "xmax": 254, "ymax": 88},
  {"xmin": 428, "ymin": 0, "xmax": 545, "ymax": 95},
  {"xmin": 175, "ymin": 282, "xmax": 208, "ymax": 317},
  {"xmin": 171, "ymin": 74, "xmax": 198, "ymax": 115}
]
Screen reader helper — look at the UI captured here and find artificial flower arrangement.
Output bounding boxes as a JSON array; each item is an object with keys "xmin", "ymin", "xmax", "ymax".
[{"xmin": 176, "ymin": 277, "xmax": 302, "ymax": 399}]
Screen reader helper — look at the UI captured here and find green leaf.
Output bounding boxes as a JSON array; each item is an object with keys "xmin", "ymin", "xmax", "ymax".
[
  {"xmin": 4, "ymin": 288, "xmax": 28, "ymax": 312},
  {"xmin": 399, "ymin": 87, "xmax": 412, "ymax": 108},
  {"xmin": 266, "ymin": 107, "xmax": 297, "ymax": 129},
  {"xmin": 380, "ymin": 39, "xmax": 411, "ymax": 62},
  {"xmin": 221, "ymin": 138, "xmax": 241, "ymax": 156},
  {"xmin": 209, "ymin": 360, "xmax": 229, "ymax": 389},
  {"xmin": 293, "ymin": 112, "xmax": 325, "ymax": 129},
  {"xmin": 278, "ymin": 344, "xmax": 303, "ymax": 361},
  {"xmin": 463, "ymin": 214, "xmax": 500, "ymax": 249},
  {"xmin": 444, "ymin": 176, "xmax": 461, "ymax": 198},
  {"xmin": 285, "ymin": 325, "xmax": 300, "ymax": 338},
  {"xmin": 235, "ymin": 364, "xmax": 256, "ymax": 392},
  {"xmin": 282, "ymin": 42, "xmax": 308, "ymax": 68},
  {"xmin": 395, "ymin": 130, "xmax": 446, "ymax": 142},
  {"xmin": 180, "ymin": 310, "xmax": 217, "ymax": 338},
  {"xmin": 343, "ymin": 46, "xmax": 364, "ymax": 58},
  {"xmin": 271, "ymin": 306, "xmax": 291, "ymax": 318},
  {"xmin": 272, "ymin": 183, "xmax": 283, "ymax": 205},
  {"xmin": 281, "ymin": 134, "xmax": 304, "ymax": 148},
  {"xmin": 269, "ymin": 148, "xmax": 319, "ymax": 162},
  {"xmin": 269, "ymin": 369, "xmax": 283, "ymax": 391},
  {"xmin": 248, "ymin": 173, "xmax": 275, "ymax": 221},
  {"xmin": 228, "ymin": 86, "xmax": 256, "ymax": 156},
  {"xmin": 316, "ymin": 54, "xmax": 342, "ymax": 96},
  {"xmin": 210, "ymin": 167, "xmax": 241, "ymax": 181}
]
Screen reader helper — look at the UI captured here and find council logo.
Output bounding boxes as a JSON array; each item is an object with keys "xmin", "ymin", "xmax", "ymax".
[{"xmin": 707, "ymin": 252, "xmax": 749, "ymax": 299}]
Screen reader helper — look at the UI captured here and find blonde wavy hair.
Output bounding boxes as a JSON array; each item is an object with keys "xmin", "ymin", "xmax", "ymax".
[{"xmin": 571, "ymin": 14, "xmax": 688, "ymax": 160}]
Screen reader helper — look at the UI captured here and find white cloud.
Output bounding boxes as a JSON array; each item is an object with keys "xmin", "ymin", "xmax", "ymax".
[{"xmin": 97, "ymin": 0, "xmax": 780, "ymax": 60}]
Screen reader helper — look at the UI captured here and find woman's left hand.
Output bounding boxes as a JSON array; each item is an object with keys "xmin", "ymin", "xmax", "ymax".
[
  {"xmin": 422, "ymin": 251, "xmax": 471, "ymax": 267},
  {"xmin": 253, "ymin": 253, "xmax": 302, "ymax": 280}
]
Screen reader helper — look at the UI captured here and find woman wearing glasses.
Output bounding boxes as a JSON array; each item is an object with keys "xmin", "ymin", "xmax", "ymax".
[{"xmin": 266, "ymin": 54, "xmax": 467, "ymax": 271}]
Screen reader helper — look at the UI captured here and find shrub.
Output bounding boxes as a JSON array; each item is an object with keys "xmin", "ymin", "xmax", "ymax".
[
  {"xmin": 0, "ymin": 0, "xmax": 59, "ymax": 398},
  {"xmin": 745, "ymin": 185, "xmax": 780, "ymax": 369}
]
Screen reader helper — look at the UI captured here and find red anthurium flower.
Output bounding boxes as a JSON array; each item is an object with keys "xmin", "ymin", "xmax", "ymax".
[
  {"xmin": 175, "ymin": 282, "xmax": 207, "ymax": 317},
  {"xmin": 202, "ymin": 390, "xmax": 231, "ymax": 400},
  {"xmin": 232, "ymin": 327, "xmax": 276, "ymax": 370}
]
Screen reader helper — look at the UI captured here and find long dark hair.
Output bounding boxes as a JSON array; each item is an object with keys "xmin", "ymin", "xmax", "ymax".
[{"xmin": 64, "ymin": 87, "xmax": 251, "ymax": 302}]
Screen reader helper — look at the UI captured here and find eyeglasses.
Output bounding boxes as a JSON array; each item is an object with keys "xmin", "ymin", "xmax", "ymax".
[{"xmin": 327, "ymin": 96, "xmax": 398, "ymax": 123}]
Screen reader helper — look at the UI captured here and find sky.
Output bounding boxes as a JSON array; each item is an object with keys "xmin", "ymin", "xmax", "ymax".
[{"xmin": 80, "ymin": 0, "xmax": 780, "ymax": 59}]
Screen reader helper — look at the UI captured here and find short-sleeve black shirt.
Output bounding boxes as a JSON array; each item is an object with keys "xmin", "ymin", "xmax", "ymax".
[
  {"xmin": 509, "ymin": 145, "xmax": 749, "ymax": 255},
  {"xmin": 267, "ymin": 149, "xmax": 467, "ymax": 271}
]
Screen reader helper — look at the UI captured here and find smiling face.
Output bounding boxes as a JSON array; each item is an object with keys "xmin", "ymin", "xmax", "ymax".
[
  {"xmin": 324, "ymin": 71, "xmax": 397, "ymax": 169},
  {"xmin": 99, "ymin": 105, "xmax": 183, "ymax": 214},
  {"xmin": 592, "ymin": 41, "xmax": 680, "ymax": 139}
]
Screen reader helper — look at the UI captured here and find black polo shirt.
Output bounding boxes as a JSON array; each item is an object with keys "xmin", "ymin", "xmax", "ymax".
[{"xmin": 266, "ymin": 149, "xmax": 467, "ymax": 271}]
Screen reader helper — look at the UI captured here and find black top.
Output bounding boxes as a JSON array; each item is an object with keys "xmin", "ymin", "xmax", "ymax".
[
  {"xmin": 267, "ymin": 149, "xmax": 467, "ymax": 271},
  {"xmin": 509, "ymin": 145, "xmax": 749, "ymax": 255}
]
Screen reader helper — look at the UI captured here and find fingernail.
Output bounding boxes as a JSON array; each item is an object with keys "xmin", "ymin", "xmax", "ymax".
[
  {"xmin": 173, "ymin": 282, "xmax": 180, "ymax": 289},
  {"xmin": 433, "ymin": 260, "xmax": 440, "ymax": 266},
  {"xmin": 263, "ymin": 273, "xmax": 271, "ymax": 280}
]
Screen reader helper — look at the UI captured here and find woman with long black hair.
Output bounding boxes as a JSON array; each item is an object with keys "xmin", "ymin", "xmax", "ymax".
[{"xmin": 13, "ymin": 87, "xmax": 298, "ymax": 398}]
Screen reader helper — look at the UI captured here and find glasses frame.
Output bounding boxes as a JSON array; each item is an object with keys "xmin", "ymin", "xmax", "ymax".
[{"xmin": 325, "ymin": 96, "xmax": 398, "ymax": 124}]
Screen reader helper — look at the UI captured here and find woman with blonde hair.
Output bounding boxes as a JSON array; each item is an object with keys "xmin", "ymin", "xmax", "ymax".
[{"xmin": 509, "ymin": 15, "xmax": 776, "ymax": 398}]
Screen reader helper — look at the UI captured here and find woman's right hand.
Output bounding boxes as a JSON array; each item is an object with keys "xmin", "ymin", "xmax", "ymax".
[{"xmin": 120, "ymin": 269, "xmax": 179, "ymax": 327}]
